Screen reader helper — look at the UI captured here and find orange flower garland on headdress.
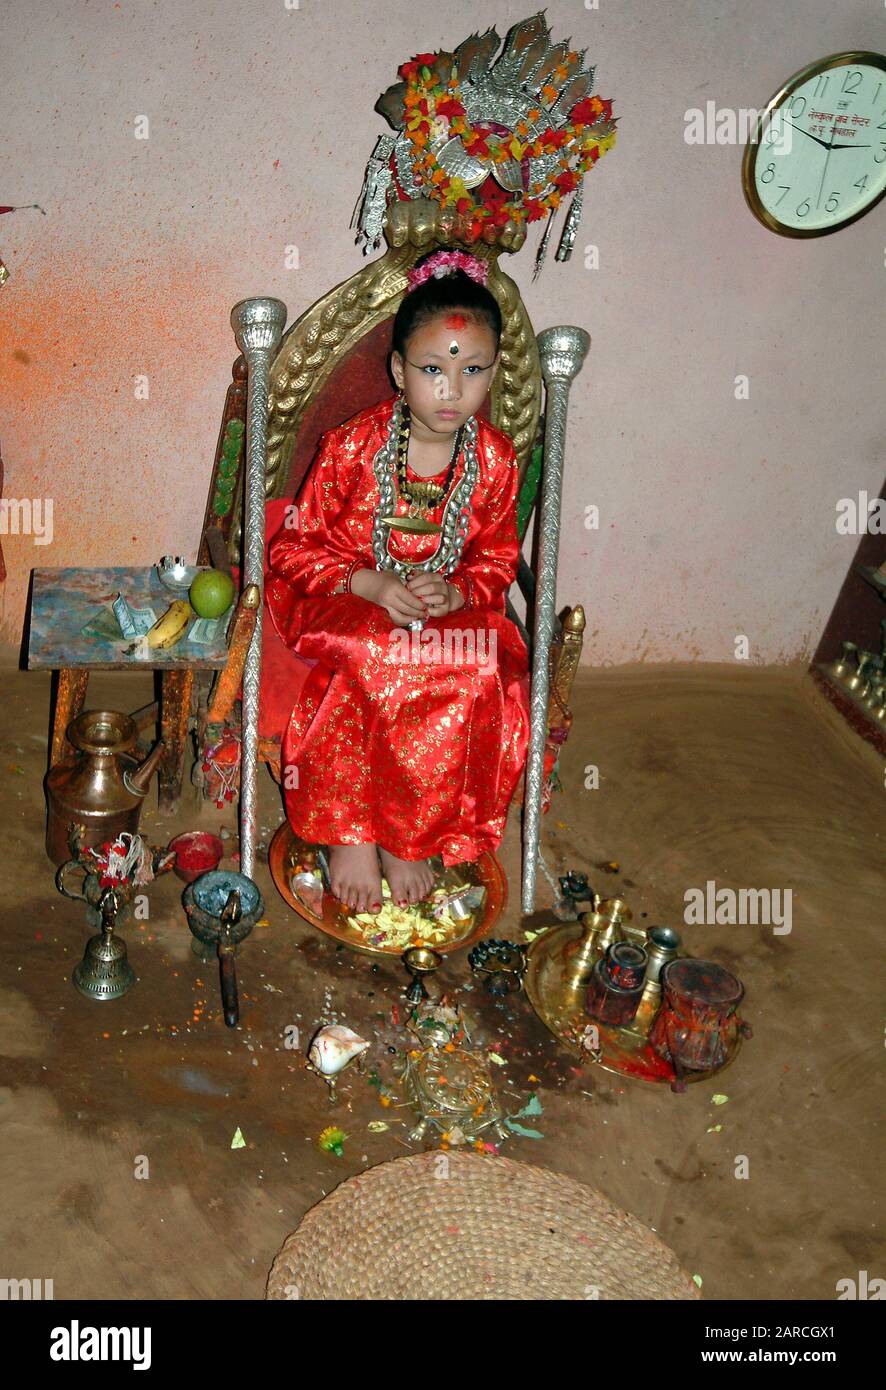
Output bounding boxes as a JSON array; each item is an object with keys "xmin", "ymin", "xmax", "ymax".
[{"xmin": 352, "ymin": 14, "xmax": 618, "ymax": 276}]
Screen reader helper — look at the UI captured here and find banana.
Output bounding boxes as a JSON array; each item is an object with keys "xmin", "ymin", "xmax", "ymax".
[{"xmin": 145, "ymin": 599, "xmax": 194, "ymax": 649}]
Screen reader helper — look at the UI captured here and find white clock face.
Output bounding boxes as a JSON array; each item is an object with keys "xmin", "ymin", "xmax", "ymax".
[{"xmin": 749, "ymin": 56, "xmax": 886, "ymax": 233}]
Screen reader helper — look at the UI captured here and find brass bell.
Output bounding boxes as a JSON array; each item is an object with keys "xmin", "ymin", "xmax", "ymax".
[{"xmin": 73, "ymin": 887, "xmax": 136, "ymax": 1001}]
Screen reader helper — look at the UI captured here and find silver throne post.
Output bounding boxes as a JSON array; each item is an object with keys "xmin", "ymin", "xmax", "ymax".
[
  {"xmin": 522, "ymin": 325, "xmax": 590, "ymax": 915},
  {"xmin": 230, "ymin": 297, "xmax": 287, "ymax": 881}
]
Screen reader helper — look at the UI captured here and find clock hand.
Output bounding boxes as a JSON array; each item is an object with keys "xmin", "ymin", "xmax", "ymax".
[
  {"xmin": 782, "ymin": 116, "xmax": 870, "ymax": 152},
  {"xmin": 782, "ymin": 117, "xmax": 831, "ymax": 150},
  {"xmin": 815, "ymin": 126, "xmax": 836, "ymax": 208}
]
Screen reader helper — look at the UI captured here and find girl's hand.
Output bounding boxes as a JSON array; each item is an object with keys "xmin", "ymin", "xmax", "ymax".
[
  {"xmin": 371, "ymin": 571, "xmax": 430, "ymax": 625},
  {"xmin": 406, "ymin": 571, "xmax": 462, "ymax": 617}
]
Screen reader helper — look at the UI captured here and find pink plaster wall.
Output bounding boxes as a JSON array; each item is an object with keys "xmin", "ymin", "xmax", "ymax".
[{"xmin": 1, "ymin": 0, "xmax": 883, "ymax": 664}]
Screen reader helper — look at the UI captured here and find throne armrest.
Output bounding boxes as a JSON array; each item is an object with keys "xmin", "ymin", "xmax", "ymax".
[{"xmin": 205, "ymin": 584, "xmax": 260, "ymax": 725}]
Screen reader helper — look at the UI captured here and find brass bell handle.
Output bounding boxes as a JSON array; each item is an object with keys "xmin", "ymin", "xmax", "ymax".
[{"xmin": 55, "ymin": 859, "xmax": 89, "ymax": 902}]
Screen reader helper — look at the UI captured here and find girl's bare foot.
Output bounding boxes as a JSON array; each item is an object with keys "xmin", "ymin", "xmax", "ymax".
[
  {"xmin": 378, "ymin": 846, "xmax": 436, "ymax": 907},
  {"xmin": 328, "ymin": 843, "xmax": 383, "ymax": 914}
]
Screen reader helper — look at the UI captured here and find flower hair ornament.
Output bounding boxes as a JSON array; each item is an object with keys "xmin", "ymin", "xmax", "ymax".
[{"xmin": 406, "ymin": 249, "xmax": 489, "ymax": 291}]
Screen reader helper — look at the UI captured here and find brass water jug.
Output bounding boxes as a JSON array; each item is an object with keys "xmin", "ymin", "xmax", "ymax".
[{"xmin": 45, "ymin": 710, "xmax": 164, "ymax": 865}]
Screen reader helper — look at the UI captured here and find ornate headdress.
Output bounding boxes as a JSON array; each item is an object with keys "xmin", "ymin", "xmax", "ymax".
[{"xmin": 351, "ymin": 10, "xmax": 617, "ymax": 278}]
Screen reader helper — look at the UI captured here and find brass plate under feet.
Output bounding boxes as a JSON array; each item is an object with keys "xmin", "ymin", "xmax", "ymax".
[{"xmin": 268, "ymin": 822, "xmax": 504, "ymax": 957}]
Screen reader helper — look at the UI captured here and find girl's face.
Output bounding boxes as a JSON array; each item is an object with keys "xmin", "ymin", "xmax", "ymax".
[{"xmin": 391, "ymin": 312, "xmax": 500, "ymax": 439}]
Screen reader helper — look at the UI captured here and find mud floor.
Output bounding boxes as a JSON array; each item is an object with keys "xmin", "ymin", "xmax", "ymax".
[{"xmin": 0, "ymin": 647, "xmax": 882, "ymax": 1300}]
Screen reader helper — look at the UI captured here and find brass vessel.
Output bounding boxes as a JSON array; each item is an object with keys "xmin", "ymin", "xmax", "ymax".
[
  {"xmin": 562, "ymin": 911, "xmax": 614, "ymax": 991},
  {"xmin": 45, "ymin": 710, "xmax": 164, "ymax": 866},
  {"xmin": 645, "ymin": 926, "xmax": 681, "ymax": 984},
  {"xmin": 597, "ymin": 896, "xmax": 644, "ymax": 946}
]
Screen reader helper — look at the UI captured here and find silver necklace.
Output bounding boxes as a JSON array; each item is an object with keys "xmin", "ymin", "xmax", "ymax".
[{"xmin": 371, "ymin": 396, "xmax": 479, "ymax": 580}]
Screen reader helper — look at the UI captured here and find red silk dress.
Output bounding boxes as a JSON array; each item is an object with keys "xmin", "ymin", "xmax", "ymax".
[{"xmin": 264, "ymin": 393, "xmax": 531, "ymax": 867}]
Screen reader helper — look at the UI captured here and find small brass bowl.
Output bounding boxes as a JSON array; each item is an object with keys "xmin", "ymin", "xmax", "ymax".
[
  {"xmin": 402, "ymin": 946, "xmax": 442, "ymax": 1004},
  {"xmin": 403, "ymin": 946, "xmax": 442, "ymax": 974}
]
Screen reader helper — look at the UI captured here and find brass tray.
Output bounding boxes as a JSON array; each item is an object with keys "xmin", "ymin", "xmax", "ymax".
[
  {"xmin": 524, "ymin": 922, "xmax": 741, "ymax": 1087},
  {"xmin": 268, "ymin": 822, "xmax": 505, "ymax": 958}
]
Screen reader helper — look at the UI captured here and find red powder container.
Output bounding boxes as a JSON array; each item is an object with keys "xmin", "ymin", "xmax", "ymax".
[
  {"xmin": 585, "ymin": 943, "xmax": 648, "ymax": 1026},
  {"xmin": 649, "ymin": 958, "xmax": 745, "ymax": 1075},
  {"xmin": 169, "ymin": 831, "xmax": 225, "ymax": 884}
]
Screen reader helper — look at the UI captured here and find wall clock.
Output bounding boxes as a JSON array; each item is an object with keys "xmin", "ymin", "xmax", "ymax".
[{"xmin": 743, "ymin": 50, "xmax": 886, "ymax": 236}]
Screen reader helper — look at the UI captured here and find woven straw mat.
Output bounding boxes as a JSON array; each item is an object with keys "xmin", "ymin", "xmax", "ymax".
[{"xmin": 266, "ymin": 1151, "xmax": 700, "ymax": 1300}]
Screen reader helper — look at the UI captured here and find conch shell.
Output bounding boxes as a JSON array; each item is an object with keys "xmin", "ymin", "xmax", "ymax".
[{"xmin": 308, "ymin": 1025, "xmax": 369, "ymax": 1079}]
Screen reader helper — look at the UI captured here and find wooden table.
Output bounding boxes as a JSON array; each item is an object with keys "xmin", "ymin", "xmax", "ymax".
[{"xmin": 28, "ymin": 566, "xmax": 230, "ymax": 812}]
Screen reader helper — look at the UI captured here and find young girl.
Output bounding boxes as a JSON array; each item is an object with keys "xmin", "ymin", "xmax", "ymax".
[{"xmin": 264, "ymin": 248, "xmax": 531, "ymax": 915}]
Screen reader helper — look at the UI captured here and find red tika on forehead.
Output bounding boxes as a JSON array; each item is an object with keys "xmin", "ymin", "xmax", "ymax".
[{"xmin": 445, "ymin": 313, "xmax": 468, "ymax": 329}]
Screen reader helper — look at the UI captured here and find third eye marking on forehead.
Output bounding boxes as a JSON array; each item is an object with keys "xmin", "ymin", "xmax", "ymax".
[{"xmin": 414, "ymin": 351, "xmax": 487, "ymax": 362}]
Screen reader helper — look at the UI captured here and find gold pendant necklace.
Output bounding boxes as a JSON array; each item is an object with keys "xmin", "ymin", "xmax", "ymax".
[{"xmin": 395, "ymin": 404, "xmax": 463, "ymax": 528}]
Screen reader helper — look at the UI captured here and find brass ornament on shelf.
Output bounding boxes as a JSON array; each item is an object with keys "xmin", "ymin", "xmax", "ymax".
[
  {"xmin": 824, "ymin": 640, "xmax": 857, "ymax": 683},
  {"xmin": 822, "ymin": 637, "xmax": 886, "ymax": 722}
]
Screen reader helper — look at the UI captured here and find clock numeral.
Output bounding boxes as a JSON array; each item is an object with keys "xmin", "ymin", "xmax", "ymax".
[
  {"xmin": 841, "ymin": 70, "xmax": 863, "ymax": 96},
  {"xmin": 774, "ymin": 185, "xmax": 791, "ymax": 206},
  {"xmin": 853, "ymin": 174, "xmax": 869, "ymax": 193},
  {"xmin": 825, "ymin": 191, "xmax": 840, "ymax": 213},
  {"xmin": 877, "ymin": 111, "xmax": 886, "ymax": 131},
  {"xmin": 787, "ymin": 95, "xmax": 806, "ymax": 119},
  {"xmin": 795, "ymin": 199, "xmax": 811, "ymax": 218},
  {"xmin": 875, "ymin": 141, "xmax": 886, "ymax": 164},
  {"xmin": 760, "ymin": 162, "xmax": 776, "ymax": 184},
  {"xmin": 813, "ymin": 74, "xmax": 830, "ymax": 99}
]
